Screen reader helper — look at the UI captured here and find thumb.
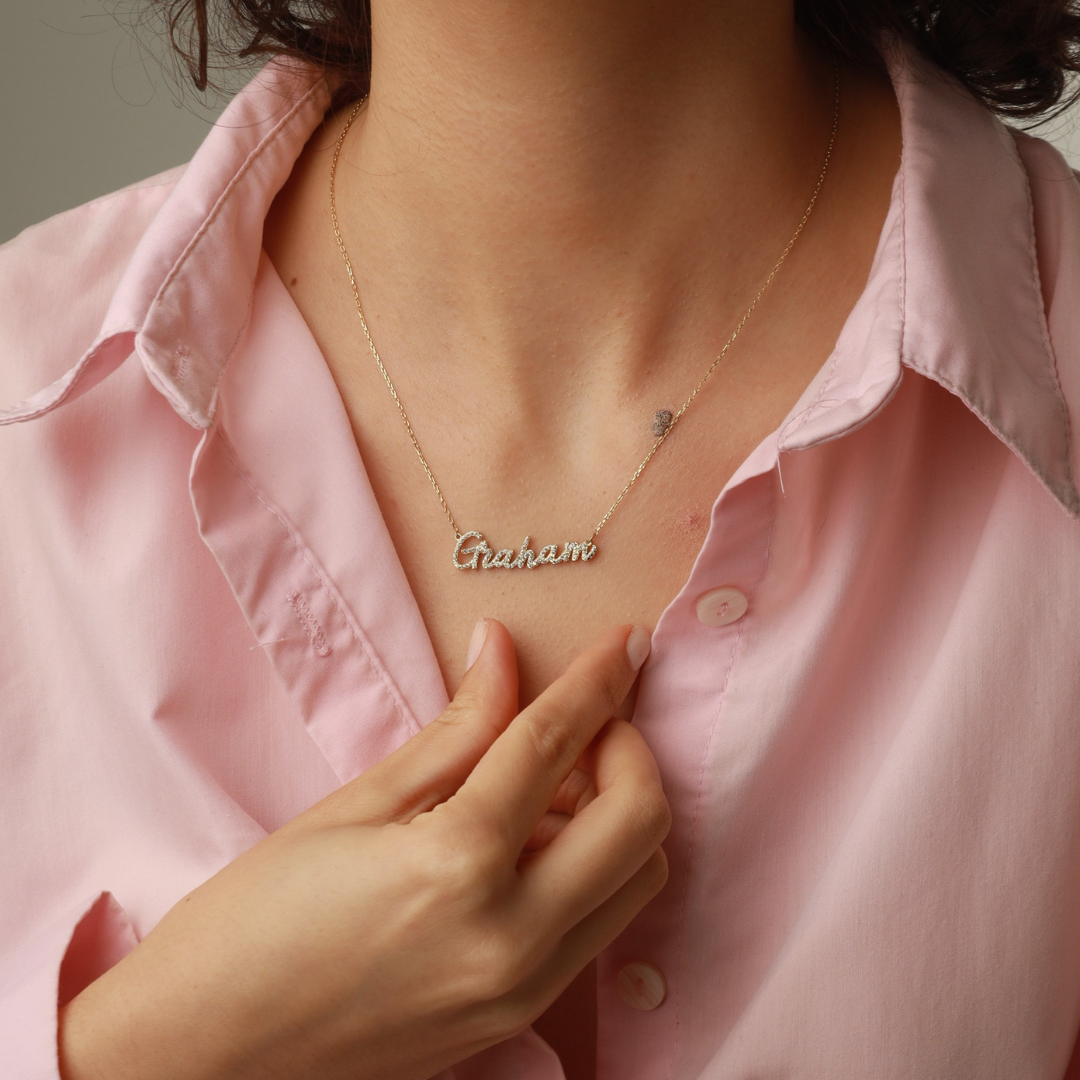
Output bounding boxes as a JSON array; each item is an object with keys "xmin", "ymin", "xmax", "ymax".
[{"xmin": 303, "ymin": 619, "xmax": 520, "ymax": 829}]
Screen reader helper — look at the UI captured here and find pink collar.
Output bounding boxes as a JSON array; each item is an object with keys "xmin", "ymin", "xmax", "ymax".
[{"xmin": 4, "ymin": 48, "xmax": 1077, "ymax": 514}]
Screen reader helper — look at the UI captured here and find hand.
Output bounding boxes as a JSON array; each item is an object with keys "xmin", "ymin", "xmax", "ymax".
[{"xmin": 59, "ymin": 621, "xmax": 670, "ymax": 1080}]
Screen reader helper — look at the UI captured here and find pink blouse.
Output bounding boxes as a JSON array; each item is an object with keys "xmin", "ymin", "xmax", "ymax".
[{"xmin": 3, "ymin": 45, "xmax": 1080, "ymax": 1080}]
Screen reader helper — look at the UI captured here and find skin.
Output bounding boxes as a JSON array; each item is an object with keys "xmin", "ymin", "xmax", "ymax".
[
  {"xmin": 61, "ymin": 0, "xmax": 901, "ymax": 1076},
  {"xmin": 265, "ymin": 1, "xmax": 900, "ymax": 709},
  {"xmin": 59, "ymin": 623, "xmax": 669, "ymax": 1079}
]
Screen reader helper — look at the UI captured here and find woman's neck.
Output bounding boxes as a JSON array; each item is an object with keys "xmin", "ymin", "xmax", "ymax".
[
  {"xmin": 330, "ymin": 0, "xmax": 839, "ymax": 403},
  {"xmin": 262, "ymin": 0, "xmax": 900, "ymax": 778}
]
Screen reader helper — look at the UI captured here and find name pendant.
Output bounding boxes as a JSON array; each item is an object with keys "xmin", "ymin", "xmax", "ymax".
[{"xmin": 453, "ymin": 532, "xmax": 598, "ymax": 571}]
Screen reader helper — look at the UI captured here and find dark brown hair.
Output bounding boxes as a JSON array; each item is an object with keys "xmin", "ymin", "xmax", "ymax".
[{"xmin": 157, "ymin": 0, "xmax": 1080, "ymax": 121}]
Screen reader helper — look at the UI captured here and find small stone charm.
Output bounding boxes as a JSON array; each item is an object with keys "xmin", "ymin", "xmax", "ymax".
[
  {"xmin": 652, "ymin": 409, "xmax": 674, "ymax": 437},
  {"xmin": 453, "ymin": 532, "xmax": 598, "ymax": 571}
]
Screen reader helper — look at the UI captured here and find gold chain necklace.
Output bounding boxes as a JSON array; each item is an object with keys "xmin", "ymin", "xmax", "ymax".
[{"xmin": 330, "ymin": 68, "xmax": 839, "ymax": 572}]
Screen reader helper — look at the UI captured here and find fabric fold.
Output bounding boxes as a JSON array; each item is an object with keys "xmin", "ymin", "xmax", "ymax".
[{"xmin": 0, "ymin": 891, "xmax": 137, "ymax": 1080}]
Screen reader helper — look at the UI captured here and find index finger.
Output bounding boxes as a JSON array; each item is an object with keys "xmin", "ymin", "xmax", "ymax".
[{"xmin": 454, "ymin": 623, "xmax": 650, "ymax": 855}]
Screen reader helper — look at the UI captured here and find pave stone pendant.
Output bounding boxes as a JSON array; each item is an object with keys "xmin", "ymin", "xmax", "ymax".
[{"xmin": 453, "ymin": 532, "xmax": 598, "ymax": 571}]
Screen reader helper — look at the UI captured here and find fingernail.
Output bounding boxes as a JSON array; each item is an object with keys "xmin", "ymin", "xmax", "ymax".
[
  {"xmin": 626, "ymin": 625, "xmax": 652, "ymax": 672},
  {"xmin": 465, "ymin": 619, "xmax": 489, "ymax": 672}
]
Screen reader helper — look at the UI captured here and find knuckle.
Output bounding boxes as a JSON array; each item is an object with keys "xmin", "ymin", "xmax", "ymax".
[
  {"xmin": 519, "ymin": 654, "xmax": 630, "ymax": 776},
  {"xmin": 575, "ymin": 661, "xmax": 625, "ymax": 717},
  {"xmin": 463, "ymin": 925, "xmax": 532, "ymax": 1002},
  {"xmin": 468, "ymin": 833, "xmax": 510, "ymax": 887},
  {"xmin": 522, "ymin": 712, "xmax": 577, "ymax": 774},
  {"xmin": 626, "ymin": 782, "xmax": 672, "ymax": 850},
  {"xmin": 427, "ymin": 699, "xmax": 504, "ymax": 763},
  {"xmin": 434, "ymin": 694, "xmax": 479, "ymax": 730},
  {"xmin": 426, "ymin": 824, "xmax": 506, "ymax": 900},
  {"xmin": 449, "ymin": 921, "xmax": 553, "ymax": 1040},
  {"xmin": 437, "ymin": 689, "xmax": 506, "ymax": 748}
]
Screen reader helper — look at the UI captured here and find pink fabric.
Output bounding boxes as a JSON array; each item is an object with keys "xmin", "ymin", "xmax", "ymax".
[{"xmin": 3, "ymin": 48, "xmax": 1080, "ymax": 1080}]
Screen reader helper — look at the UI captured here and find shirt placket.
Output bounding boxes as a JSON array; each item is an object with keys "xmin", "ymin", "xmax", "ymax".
[
  {"xmin": 597, "ymin": 463, "xmax": 779, "ymax": 1080},
  {"xmin": 188, "ymin": 255, "xmax": 450, "ymax": 784},
  {"xmin": 594, "ymin": 288, "xmax": 905, "ymax": 1077}
]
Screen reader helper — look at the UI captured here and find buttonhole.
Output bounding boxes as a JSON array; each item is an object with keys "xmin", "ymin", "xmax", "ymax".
[
  {"xmin": 286, "ymin": 591, "xmax": 332, "ymax": 657},
  {"xmin": 173, "ymin": 343, "xmax": 191, "ymax": 383}
]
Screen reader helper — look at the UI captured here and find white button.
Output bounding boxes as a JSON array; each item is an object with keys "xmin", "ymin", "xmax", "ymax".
[
  {"xmin": 695, "ymin": 586, "xmax": 748, "ymax": 627},
  {"xmin": 617, "ymin": 961, "xmax": 667, "ymax": 1011}
]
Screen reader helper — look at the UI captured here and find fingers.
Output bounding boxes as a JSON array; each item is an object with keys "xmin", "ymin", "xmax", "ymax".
[
  {"xmin": 507, "ymin": 846, "xmax": 669, "ymax": 1023},
  {"xmin": 522, "ymin": 765, "xmax": 596, "ymax": 851},
  {"xmin": 519, "ymin": 718, "xmax": 670, "ymax": 934},
  {"xmin": 299, "ymin": 620, "xmax": 519, "ymax": 830},
  {"xmin": 458, "ymin": 624, "xmax": 651, "ymax": 854}
]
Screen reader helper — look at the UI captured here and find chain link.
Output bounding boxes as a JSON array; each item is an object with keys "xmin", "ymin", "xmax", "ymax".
[{"xmin": 330, "ymin": 62, "xmax": 840, "ymax": 546}]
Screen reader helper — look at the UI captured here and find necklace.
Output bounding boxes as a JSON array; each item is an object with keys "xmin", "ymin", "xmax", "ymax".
[{"xmin": 330, "ymin": 67, "xmax": 839, "ymax": 572}]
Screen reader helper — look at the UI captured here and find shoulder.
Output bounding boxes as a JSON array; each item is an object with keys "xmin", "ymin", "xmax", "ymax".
[{"xmin": 0, "ymin": 167, "xmax": 185, "ymax": 405}]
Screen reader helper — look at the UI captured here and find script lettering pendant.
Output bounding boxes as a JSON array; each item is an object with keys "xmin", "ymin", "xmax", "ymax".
[{"xmin": 453, "ymin": 532, "xmax": 598, "ymax": 571}]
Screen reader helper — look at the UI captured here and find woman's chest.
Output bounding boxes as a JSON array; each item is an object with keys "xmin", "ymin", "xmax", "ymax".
[
  {"xmin": 331, "ymin": 350, "xmax": 815, "ymax": 706},
  {"xmin": 386, "ymin": 500, "xmax": 713, "ymax": 705}
]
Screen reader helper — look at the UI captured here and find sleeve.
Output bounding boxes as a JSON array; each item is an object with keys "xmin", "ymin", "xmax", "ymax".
[{"xmin": 0, "ymin": 892, "xmax": 138, "ymax": 1079}]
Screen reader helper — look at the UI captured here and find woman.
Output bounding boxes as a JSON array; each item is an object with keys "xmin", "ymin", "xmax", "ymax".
[{"xmin": 3, "ymin": 0, "xmax": 1080, "ymax": 1076}]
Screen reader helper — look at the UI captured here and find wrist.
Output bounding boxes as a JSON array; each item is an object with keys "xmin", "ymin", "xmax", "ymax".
[
  {"xmin": 58, "ymin": 965, "xmax": 187, "ymax": 1080},
  {"xmin": 58, "ymin": 990, "xmax": 118, "ymax": 1080}
]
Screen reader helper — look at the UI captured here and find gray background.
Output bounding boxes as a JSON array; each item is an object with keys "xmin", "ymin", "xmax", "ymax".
[
  {"xmin": 1, "ymin": 0, "xmax": 224, "ymax": 245},
  {"xmin": 4, "ymin": 0, "xmax": 1080, "ymax": 246}
]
